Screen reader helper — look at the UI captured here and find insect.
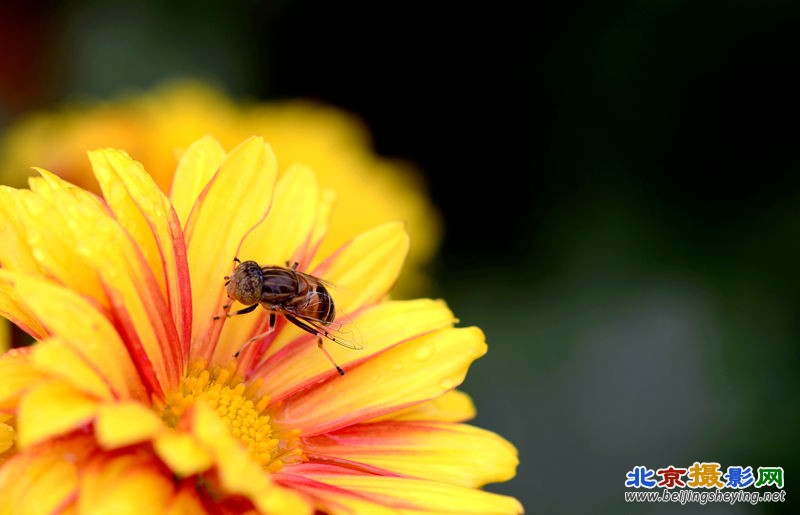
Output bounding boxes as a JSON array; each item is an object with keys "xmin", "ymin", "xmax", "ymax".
[{"xmin": 218, "ymin": 258, "xmax": 362, "ymax": 375}]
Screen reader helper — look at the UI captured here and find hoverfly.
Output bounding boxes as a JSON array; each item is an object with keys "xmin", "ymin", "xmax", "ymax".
[{"xmin": 218, "ymin": 258, "xmax": 362, "ymax": 375}]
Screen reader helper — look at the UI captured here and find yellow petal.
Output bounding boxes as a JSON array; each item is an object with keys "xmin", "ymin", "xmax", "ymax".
[
  {"xmin": 89, "ymin": 148, "xmax": 192, "ymax": 364},
  {"xmin": 89, "ymin": 149, "xmax": 164, "ymax": 295},
  {"xmin": 216, "ymin": 164, "xmax": 321, "ymax": 364},
  {"xmin": 304, "ymin": 421, "xmax": 519, "ymax": 487},
  {"xmin": 272, "ymin": 327, "xmax": 486, "ymax": 436},
  {"xmin": 0, "ymin": 185, "xmax": 104, "ymax": 301},
  {"xmin": 0, "ymin": 280, "xmax": 46, "ymax": 340},
  {"xmin": 17, "ymin": 380, "xmax": 98, "ymax": 448},
  {"xmin": 153, "ymin": 431, "xmax": 213, "ymax": 477},
  {"xmin": 0, "ymin": 320, "xmax": 8, "ymax": 355},
  {"xmin": 0, "ymin": 418, "xmax": 14, "ymax": 454},
  {"xmin": 77, "ymin": 452, "xmax": 175, "ymax": 515},
  {"xmin": 191, "ymin": 402, "xmax": 312, "ymax": 514},
  {"xmin": 273, "ymin": 472, "xmax": 398, "ymax": 515},
  {"xmin": 95, "ymin": 401, "xmax": 164, "ymax": 450},
  {"xmin": 32, "ymin": 339, "xmax": 113, "ymax": 400},
  {"xmin": 311, "ymin": 222, "xmax": 410, "ymax": 314},
  {"xmin": 0, "ymin": 187, "xmax": 40, "ymax": 274},
  {"xmin": 0, "ymin": 270, "xmax": 147, "ymax": 402},
  {"xmin": 304, "ymin": 187, "xmax": 336, "ymax": 265},
  {"xmin": 183, "ymin": 137, "xmax": 278, "ymax": 364},
  {"xmin": 0, "ymin": 349, "xmax": 45, "ymax": 410},
  {"xmin": 44, "ymin": 162, "xmax": 183, "ymax": 392},
  {"xmin": 170, "ymin": 135, "xmax": 226, "ymax": 227},
  {"xmin": 256, "ymin": 299, "xmax": 456, "ymax": 402},
  {"xmin": 0, "ymin": 437, "xmax": 89, "ymax": 515},
  {"xmin": 3, "ymin": 170, "xmax": 179, "ymax": 394},
  {"xmin": 375, "ymin": 389, "xmax": 476, "ymax": 422},
  {"xmin": 306, "ymin": 473, "xmax": 523, "ymax": 515},
  {"xmin": 241, "ymin": 164, "xmax": 319, "ymax": 266},
  {"xmin": 165, "ymin": 482, "xmax": 208, "ymax": 514},
  {"xmin": 28, "ymin": 167, "xmax": 105, "ymax": 209}
]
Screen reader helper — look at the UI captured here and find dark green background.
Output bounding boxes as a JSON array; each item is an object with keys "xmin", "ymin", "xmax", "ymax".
[{"xmin": 1, "ymin": 1, "xmax": 797, "ymax": 513}]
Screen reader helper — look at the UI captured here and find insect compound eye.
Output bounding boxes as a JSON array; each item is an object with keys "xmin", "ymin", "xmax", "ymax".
[{"xmin": 227, "ymin": 262, "xmax": 263, "ymax": 306}]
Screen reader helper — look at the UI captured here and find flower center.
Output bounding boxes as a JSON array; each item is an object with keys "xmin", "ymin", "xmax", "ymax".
[{"xmin": 159, "ymin": 361, "xmax": 301, "ymax": 472}]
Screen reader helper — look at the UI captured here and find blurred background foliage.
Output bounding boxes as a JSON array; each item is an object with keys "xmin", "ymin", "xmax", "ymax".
[{"xmin": 1, "ymin": 0, "xmax": 798, "ymax": 513}]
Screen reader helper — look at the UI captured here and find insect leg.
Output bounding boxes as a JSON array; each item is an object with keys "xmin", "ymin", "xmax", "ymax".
[
  {"xmin": 318, "ymin": 337, "xmax": 345, "ymax": 376},
  {"xmin": 284, "ymin": 313, "xmax": 329, "ymax": 338},
  {"xmin": 246, "ymin": 312, "xmax": 276, "ymax": 338},
  {"xmin": 227, "ymin": 304, "xmax": 259, "ymax": 317},
  {"xmin": 284, "ymin": 314, "xmax": 345, "ymax": 375},
  {"xmin": 234, "ymin": 312, "xmax": 277, "ymax": 358},
  {"xmin": 213, "ymin": 303, "xmax": 258, "ymax": 321}
]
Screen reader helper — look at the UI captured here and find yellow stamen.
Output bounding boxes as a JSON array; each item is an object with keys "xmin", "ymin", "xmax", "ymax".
[{"xmin": 158, "ymin": 361, "xmax": 301, "ymax": 471}]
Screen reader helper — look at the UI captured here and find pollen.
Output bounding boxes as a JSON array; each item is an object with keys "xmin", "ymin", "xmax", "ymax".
[{"xmin": 159, "ymin": 361, "xmax": 301, "ymax": 472}]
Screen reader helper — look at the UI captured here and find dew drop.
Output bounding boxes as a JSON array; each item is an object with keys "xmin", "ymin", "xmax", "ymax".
[
  {"xmin": 439, "ymin": 378, "xmax": 455, "ymax": 390},
  {"xmin": 27, "ymin": 229, "xmax": 42, "ymax": 245},
  {"xmin": 26, "ymin": 201, "xmax": 46, "ymax": 217},
  {"xmin": 106, "ymin": 181, "xmax": 127, "ymax": 204},
  {"xmin": 414, "ymin": 346, "xmax": 433, "ymax": 362},
  {"xmin": 140, "ymin": 197, "xmax": 155, "ymax": 213},
  {"xmin": 31, "ymin": 247, "xmax": 47, "ymax": 262},
  {"xmin": 76, "ymin": 242, "xmax": 92, "ymax": 255}
]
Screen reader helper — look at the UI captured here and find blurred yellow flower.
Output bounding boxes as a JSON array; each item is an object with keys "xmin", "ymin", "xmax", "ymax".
[
  {"xmin": 0, "ymin": 80, "xmax": 440, "ymax": 296},
  {"xmin": 0, "ymin": 319, "xmax": 7, "ymax": 354},
  {"xmin": 0, "ymin": 137, "xmax": 521, "ymax": 514},
  {"xmin": 0, "ymin": 414, "xmax": 13, "ymax": 457}
]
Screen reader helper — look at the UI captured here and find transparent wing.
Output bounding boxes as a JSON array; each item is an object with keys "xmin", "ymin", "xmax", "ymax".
[
  {"xmin": 306, "ymin": 314, "xmax": 364, "ymax": 350},
  {"xmin": 264, "ymin": 263, "xmax": 364, "ymax": 350},
  {"xmin": 279, "ymin": 298, "xmax": 364, "ymax": 350}
]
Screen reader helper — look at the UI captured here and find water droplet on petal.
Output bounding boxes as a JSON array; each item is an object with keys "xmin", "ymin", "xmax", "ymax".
[
  {"xmin": 31, "ymin": 247, "xmax": 46, "ymax": 262},
  {"xmin": 439, "ymin": 377, "xmax": 455, "ymax": 390},
  {"xmin": 27, "ymin": 229, "xmax": 42, "ymax": 245},
  {"xmin": 415, "ymin": 346, "xmax": 433, "ymax": 362}
]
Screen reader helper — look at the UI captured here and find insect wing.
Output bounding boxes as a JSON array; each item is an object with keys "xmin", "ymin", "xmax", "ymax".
[
  {"xmin": 267, "ymin": 264, "xmax": 364, "ymax": 350},
  {"xmin": 291, "ymin": 308, "xmax": 364, "ymax": 350},
  {"xmin": 284, "ymin": 298, "xmax": 362, "ymax": 350},
  {"xmin": 324, "ymin": 313, "xmax": 364, "ymax": 350}
]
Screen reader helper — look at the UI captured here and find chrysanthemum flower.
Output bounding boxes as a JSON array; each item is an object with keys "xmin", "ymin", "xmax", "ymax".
[
  {"xmin": 0, "ymin": 80, "xmax": 440, "ymax": 296},
  {"xmin": 0, "ymin": 136, "xmax": 521, "ymax": 513}
]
